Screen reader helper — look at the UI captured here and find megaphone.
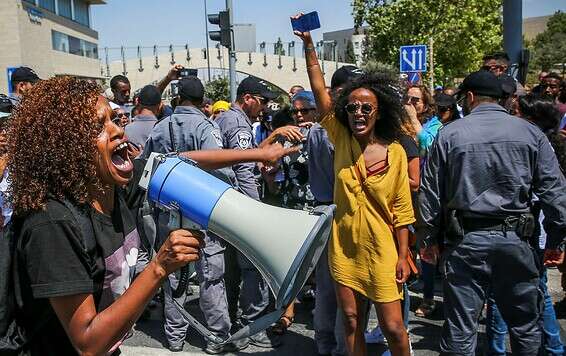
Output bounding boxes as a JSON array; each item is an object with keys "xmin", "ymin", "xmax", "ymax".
[{"xmin": 139, "ymin": 153, "xmax": 335, "ymax": 342}]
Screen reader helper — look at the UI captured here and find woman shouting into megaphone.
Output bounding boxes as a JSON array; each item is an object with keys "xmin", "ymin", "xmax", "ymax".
[{"xmin": 5, "ymin": 77, "xmax": 296, "ymax": 356}]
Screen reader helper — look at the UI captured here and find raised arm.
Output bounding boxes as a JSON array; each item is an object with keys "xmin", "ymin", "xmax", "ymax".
[
  {"xmin": 156, "ymin": 64, "xmax": 184, "ymax": 94},
  {"xmin": 291, "ymin": 13, "xmax": 333, "ymax": 118}
]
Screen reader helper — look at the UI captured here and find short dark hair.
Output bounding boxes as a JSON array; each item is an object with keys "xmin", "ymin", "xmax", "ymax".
[
  {"xmin": 272, "ymin": 106, "xmax": 295, "ymax": 129},
  {"xmin": 334, "ymin": 73, "xmax": 405, "ymax": 144},
  {"xmin": 492, "ymin": 52, "xmax": 510, "ymax": 65},
  {"xmin": 474, "ymin": 95, "xmax": 499, "ymax": 104},
  {"xmin": 110, "ymin": 75, "xmax": 130, "ymax": 90},
  {"xmin": 482, "ymin": 54, "xmax": 495, "ymax": 62},
  {"xmin": 180, "ymin": 97, "xmax": 203, "ymax": 107},
  {"xmin": 544, "ymin": 72, "xmax": 562, "ymax": 82}
]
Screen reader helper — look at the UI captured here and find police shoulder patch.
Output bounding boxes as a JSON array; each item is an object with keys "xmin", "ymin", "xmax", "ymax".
[
  {"xmin": 211, "ymin": 129, "xmax": 223, "ymax": 148},
  {"xmin": 236, "ymin": 131, "xmax": 252, "ymax": 149}
]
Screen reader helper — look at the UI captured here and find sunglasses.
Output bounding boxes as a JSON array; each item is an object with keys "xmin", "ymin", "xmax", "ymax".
[
  {"xmin": 406, "ymin": 95, "xmax": 422, "ymax": 104},
  {"xmin": 290, "ymin": 108, "xmax": 315, "ymax": 115},
  {"xmin": 117, "ymin": 112, "xmax": 130, "ymax": 118},
  {"xmin": 437, "ymin": 106, "xmax": 452, "ymax": 112},
  {"xmin": 345, "ymin": 102, "xmax": 376, "ymax": 115}
]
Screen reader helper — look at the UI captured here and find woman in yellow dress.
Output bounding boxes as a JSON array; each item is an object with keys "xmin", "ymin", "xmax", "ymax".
[{"xmin": 293, "ymin": 15, "xmax": 415, "ymax": 356}]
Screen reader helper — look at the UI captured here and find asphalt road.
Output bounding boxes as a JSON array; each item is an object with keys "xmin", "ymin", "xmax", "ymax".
[{"xmin": 121, "ymin": 269, "xmax": 566, "ymax": 355}]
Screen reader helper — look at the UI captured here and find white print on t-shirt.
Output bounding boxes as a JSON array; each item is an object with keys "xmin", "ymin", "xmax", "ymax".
[
  {"xmin": 99, "ymin": 229, "xmax": 141, "ymax": 311},
  {"xmin": 110, "ymin": 246, "xmax": 139, "ymax": 298}
]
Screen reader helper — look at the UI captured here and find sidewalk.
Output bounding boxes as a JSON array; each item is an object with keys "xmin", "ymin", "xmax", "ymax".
[{"xmin": 121, "ymin": 268, "xmax": 566, "ymax": 355}]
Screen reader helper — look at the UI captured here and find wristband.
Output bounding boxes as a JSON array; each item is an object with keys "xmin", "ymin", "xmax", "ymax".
[{"xmin": 304, "ymin": 46, "xmax": 316, "ymax": 52}]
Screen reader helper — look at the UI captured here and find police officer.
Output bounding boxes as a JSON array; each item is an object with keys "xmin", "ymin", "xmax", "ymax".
[
  {"xmin": 8, "ymin": 66, "xmax": 40, "ymax": 107},
  {"xmin": 141, "ymin": 76, "xmax": 243, "ymax": 354},
  {"xmin": 418, "ymin": 70, "xmax": 566, "ymax": 355},
  {"xmin": 215, "ymin": 77, "xmax": 280, "ymax": 348}
]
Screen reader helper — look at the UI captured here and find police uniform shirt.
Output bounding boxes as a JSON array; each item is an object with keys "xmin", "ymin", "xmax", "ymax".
[
  {"xmin": 139, "ymin": 105, "xmax": 234, "ymax": 256},
  {"xmin": 305, "ymin": 123, "xmax": 335, "ymax": 203},
  {"xmin": 141, "ymin": 105, "xmax": 225, "ymax": 158},
  {"xmin": 216, "ymin": 104, "xmax": 260, "ymax": 200},
  {"xmin": 140, "ymin": 105, "xmax": 236, "ymax": 190},
  {"xmin": 125, "ymin": 114, "xmax": 157, "ymax": 148},
  {"xmin": 418, "ymin": 102, "xmax": 566, "ymax": 249}
]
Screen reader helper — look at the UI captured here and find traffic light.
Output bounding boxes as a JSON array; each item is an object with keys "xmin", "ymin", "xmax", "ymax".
[{"xmin": 208, "ymin": 10, "xmax": 231, "ymax": 49}]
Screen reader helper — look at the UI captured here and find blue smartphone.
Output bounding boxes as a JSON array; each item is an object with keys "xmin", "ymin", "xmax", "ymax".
[{"xmin": 291, "ymin": 11, "xmax": 321, "ymax": 33}]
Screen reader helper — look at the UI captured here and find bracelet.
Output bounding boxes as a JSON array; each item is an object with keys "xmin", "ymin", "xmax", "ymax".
[{"xmin": 304, "ymin": 46, "xmax": 316, "ymax": 52}]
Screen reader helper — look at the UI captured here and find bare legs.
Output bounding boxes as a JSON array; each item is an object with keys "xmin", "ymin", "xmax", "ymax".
[{"xmin": 335, "ymin": 283, "xmax": 409, "ymax": 356}]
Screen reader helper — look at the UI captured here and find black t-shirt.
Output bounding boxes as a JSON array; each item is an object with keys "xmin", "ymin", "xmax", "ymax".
[
  {"xmin": 398, "ymin": 134, "xmax": 419, "ymax": 160},
  {"xmin": 15, "ymin": 191, "xmax": 140, "ymax": 356},
  {"xmin": 398, "ymin": 134, "xmax": 419, "ymax": 207}
]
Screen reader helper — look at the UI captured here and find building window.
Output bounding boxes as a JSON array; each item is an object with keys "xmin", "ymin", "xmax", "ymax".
[
  {"xmin": 74, "ymin": 0, "xmax": 90, "ymax": 27},
  {"xmin": 52, "ymin": 30, "xmax": 69, "ymax": 52},
  {"xmin": 23, "ymin": 0, "xmax": 36, "ymax": 5},
  {"xmin": 57, "ymin": 0, "xmax": 72, "ymax": 19},
  {"xmin": 84, "ymin": 42, "xmax": 98, "ymax": 59},
  {"xmin": 39, "ymin": 0, "xmax": 55, "ymax": 12},
  {"xmin": 52, "ymin": 30, "xmax": 98, "ymax": 59},
  {"xmin": 68, "ymin": 36, "xmax": 83, "ymax": 56}
]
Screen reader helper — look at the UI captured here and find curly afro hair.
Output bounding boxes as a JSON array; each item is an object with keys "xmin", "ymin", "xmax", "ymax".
[
  {"xmin": 334, "ymin": 73, "xmax": 406, "ymax": 144},
  {"xmin": 518, "ymin": 93, "xmax": 566, "ymax": 174},
  {"xmin": 7, "ymin": 76, "xmax": 104, "ymax": 215}
]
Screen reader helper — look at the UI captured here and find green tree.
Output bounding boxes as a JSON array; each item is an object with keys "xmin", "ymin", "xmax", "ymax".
[
  {"xmin": 345, "ymin": 40, "xmax": 356, "ymax": 64},
  {"xmin": 353, "ymin": 0, "xmax": 503, "ymax": 83},
  {"xmin": 361, "ymin": 59, "xmax": 399, "ymax": 78},
  {"xmin": 531, "ymin": 11, "xmax": 566, "ymax": 73},
  {"xmin": 204, "ymin": 76, "xmax": 229, "ymax": 102}
]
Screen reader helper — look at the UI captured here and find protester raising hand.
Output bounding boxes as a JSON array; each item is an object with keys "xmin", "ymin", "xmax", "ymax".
[{"xmin": 291, "ymin": 13, "xmax": 333, "ymax": 115}]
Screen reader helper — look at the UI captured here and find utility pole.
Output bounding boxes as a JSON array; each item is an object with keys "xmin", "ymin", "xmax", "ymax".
[
  {"xmin": 226, "ymin": 0, "xmax": 236, "ymax": 102},
  {"xmin": 203, "ymin": 0, "xmax": 211, "ymax": 82},
  {"xmin": 503, "ymin": 0, "xmax": 523, "ymax": 80},
  {"xmin": 429, "ymin": 37, "xmax": 434, "ymax": 93}
]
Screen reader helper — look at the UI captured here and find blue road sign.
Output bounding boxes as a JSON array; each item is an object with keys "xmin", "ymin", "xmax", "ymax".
[
  {"xmin": 400, "ymin": 45, "xmax": 427, "ymax": 73},
  {"xmin": 407, "ymin": 72, "xmax": 420, "ymax": 84},
  {"xmin": 6, "ymin": 67, "xmax": 18, "ymax": 94}
]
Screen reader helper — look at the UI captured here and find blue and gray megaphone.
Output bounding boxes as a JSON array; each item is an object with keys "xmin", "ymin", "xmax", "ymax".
[{"xmin": 139, "ymin": 153, "xmax": 335, "ymax": 343}]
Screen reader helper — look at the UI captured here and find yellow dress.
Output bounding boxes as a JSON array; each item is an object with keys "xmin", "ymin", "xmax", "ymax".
[{"xmin": 321, "ymin": 113, "xmax": 415, "ymax": 303}]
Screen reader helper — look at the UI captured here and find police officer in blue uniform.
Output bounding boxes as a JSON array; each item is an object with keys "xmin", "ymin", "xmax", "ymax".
[
  {"xmin": 215, "ymin": 77, "xmax": 281, "ymax": 348},
  {"xmin": 418, "ymin": 70, "xmax": 566, "ymax": 355},
  {"xmin": 141, "ymin": 76, "xmax": 243, "ymax": 354}
]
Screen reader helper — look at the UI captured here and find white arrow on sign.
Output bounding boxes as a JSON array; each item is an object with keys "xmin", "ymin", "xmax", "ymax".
[
  {"xmin": 402, "ymin": 49, "xmax": 416, "ymax": 70},
  {"xmin": 417, "ymin": 49, "xmax": 423, "ymax": 70}
]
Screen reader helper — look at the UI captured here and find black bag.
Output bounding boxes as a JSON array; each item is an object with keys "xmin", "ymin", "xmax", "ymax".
[{"xmin": 0, "ymin": 199, "xmax": 95, "ymax": 355}]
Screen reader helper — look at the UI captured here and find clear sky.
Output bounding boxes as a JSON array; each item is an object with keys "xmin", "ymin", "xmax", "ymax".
[{"xmin": 92, "ymin": 0, "xmax": 566, "ymax": 51}]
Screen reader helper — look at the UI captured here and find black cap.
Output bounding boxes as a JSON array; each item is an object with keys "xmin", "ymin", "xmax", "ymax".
[
  {"xmin": 499, "ymin": 74, "xmax": 517, "ymax": 97},
  {"xmin": 434, "ymin": 93, "xmax": 456, "ymax": 108},
  {"xmin": 237, "ymin": 77, "xmax": 278, "ymax": 100},
  {"xmin": 11, "ymin": 66, "xmax": 40, "ymax": 83},
  {"xmin": 331, "ymin": 65, "xmax": 363, "ymax": 89},
  {"xmin": 178, "ymin": 76, "xmax": 204, "ymax": 101},
  {"xmin": 138, "ymin": 85, "xmax": 161, "ymax": 106},
  {"xmin": 459, "ymin": 70, "xmax": 503, "ymax": 98}
]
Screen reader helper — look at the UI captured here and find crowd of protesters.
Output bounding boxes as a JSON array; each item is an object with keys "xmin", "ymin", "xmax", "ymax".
[{"xmin": 1, "ymin": 11, "xmax": 566, "ymax": 356}]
